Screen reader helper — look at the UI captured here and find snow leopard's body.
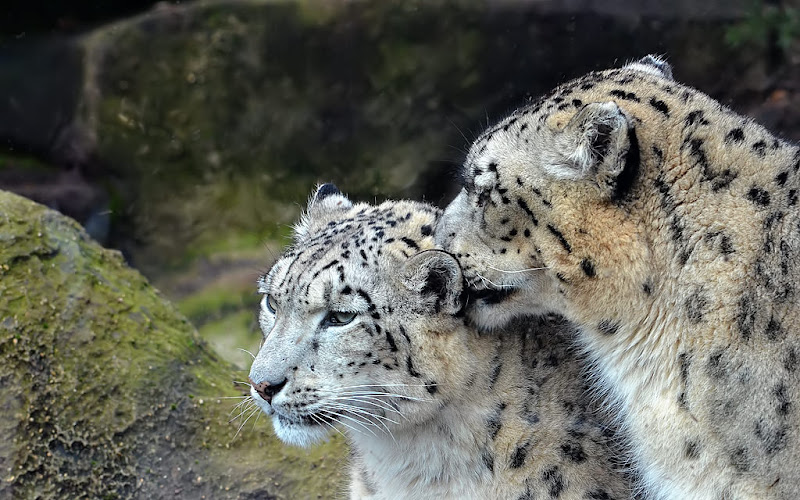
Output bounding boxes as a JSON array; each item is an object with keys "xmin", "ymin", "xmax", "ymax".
[
  {"xmin": 248, "ymin": 185, "xmax": 631, "ymax": 499},
  {"xmin": 437, "ymin": 56, "xmax": 800, "ymax": 499}
]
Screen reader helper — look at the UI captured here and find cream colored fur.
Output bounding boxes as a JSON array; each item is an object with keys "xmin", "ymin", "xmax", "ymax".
[{"xmin": 438, "ymin": 56, "xmax": 800, "ymax": 499}]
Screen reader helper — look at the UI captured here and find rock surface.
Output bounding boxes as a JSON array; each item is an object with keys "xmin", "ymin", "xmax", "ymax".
[
  {"xmin": 0, "ymin": 190, "xmax": 346, "ymax": 499},
  {"xmin": 1, "ymin": 0, "xmax": 763, "ymax": 270}
]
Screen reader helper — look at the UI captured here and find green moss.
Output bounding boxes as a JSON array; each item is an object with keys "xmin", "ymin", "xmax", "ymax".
[
  {"xmin": 186, "ymin": 230, "xmax": 290, "ymax": 263},
  {"xmin": 0, "ymin": 190, "xmax": 346, "ymax": 499},
  {"xmin": 0, "ymin": 152, "xmax": 57, "ymax": 173},
  {"xmin": 725, "ymin": 0, "xmax": 800, "ymax": 52},
  {"xmin": 149, "ymin": 234, "xmax": 280, "ymax": 370},
  {"xmin": 178, "ymin": 285, "xmax": 255, "ymax": 324},
  {"xmin": 196, "ymin": 310, "xmax": 261, "ymax": 370}
]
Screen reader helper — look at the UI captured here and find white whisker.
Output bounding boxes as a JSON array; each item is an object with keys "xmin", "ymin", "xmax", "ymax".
[
  {"xmin": 336, "ymin": 391, "xmax": 435, "ymax": 404},
  {"xmin": 326, "ymin": 403, "xmax": 398, "ymax": 442},
  {"xmin": 320, "ymin": 410, "xmax": 372, "ymax": 437},
  {"xmin": 474, "ymin": 272, "xmax": 515, "ymax": 289},
  {"xmin": 311, "ymin": 412, "xmax": 346, "ymax": 439},
  {"xmin": 335, "ymin": 383, "xmax": 434, "ymax": 390},
  {"xmin": 358, "ymin": 413, "xmax": 396, "ymax": 443},
  {"xmin": 322, "ymin": 409, "xmax": 379, "ymax": 437},
  {"xmin": 229, "ymin": 396, "xmax": 255, "ymax": 417},
  {"xmin": 229, "ymin": 399, "xmax": 256, "ymax": 422},
  {"xmin": 339, "ymin": 391, "xmax": 434, "ymax": 405},
  {"xmin": 229, "ymin": 399, "xmax": 250, "ymax": 418},
  {"xmin": 238, "ymin": 348, "xmax": 257, "ymax": 359},
  {"xmin": 326, "ymin": 402, "xmax": 400, "ymax": 426},
  {"xmin": 487, "ymin": 264, "xmax": 548, "ymax": 274},
  {"xmin": 383, "ymin": 393, "xmax": 436, "ymax": 403},
  {"xmin": 327, "ymin": 394, "xmax": 408, "ymax": 419},
  {"xmin": 328, "ymin": 383, "xmax": 437, "ymax": 402},
  {"xmin": 230, "ymin": 405, "xmax": 260, "ymax": 443}
]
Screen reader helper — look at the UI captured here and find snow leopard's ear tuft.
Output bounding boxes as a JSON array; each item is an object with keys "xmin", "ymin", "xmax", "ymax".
[
  {"xmin": 310, "ymin": 183, "xmax": 344, "ymax": 204},
  {"xmin": 293, "ymin": 183, "xmax": 353, "ymax": 242},
  {"xmin": 624, "ymin": 54, "xmax": 673, "ymax": 80}
]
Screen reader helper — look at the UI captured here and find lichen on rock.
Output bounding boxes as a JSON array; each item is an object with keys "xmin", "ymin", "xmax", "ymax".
[{"xmin": 0, "ymin": 190, "xmax": 346, "ymax": 499}]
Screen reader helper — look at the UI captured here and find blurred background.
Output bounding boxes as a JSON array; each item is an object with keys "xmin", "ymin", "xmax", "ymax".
[{"xmin": 2, "ymin": 0, "xmax": 799, "ymax": 370}]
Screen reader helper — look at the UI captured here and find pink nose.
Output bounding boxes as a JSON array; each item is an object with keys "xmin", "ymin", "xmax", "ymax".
[{"xmin": 248, "ymin": 377, "xmax": 286, "ymax": 404}]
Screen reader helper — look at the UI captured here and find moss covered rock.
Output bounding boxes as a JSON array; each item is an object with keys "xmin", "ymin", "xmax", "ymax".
[{"xmin": 0, "ymin": 190, "xmax": 346, "ymax": 499}]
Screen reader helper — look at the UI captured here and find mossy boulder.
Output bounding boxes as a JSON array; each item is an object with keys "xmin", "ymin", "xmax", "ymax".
[{"xmin": 0, "ymin": 190, "xmax": 346, "ymax": 499}]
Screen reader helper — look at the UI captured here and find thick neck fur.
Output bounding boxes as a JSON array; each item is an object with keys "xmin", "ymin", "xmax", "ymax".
[
  {"xmin": 568, "ymin": 81, "xmax": 800, "ymax": 382},
  {"xmin": 551, "ymin": 72, "xmax": 800, "ymax": 498},
  {"xmin": 435, "ymin": 65, "xmax": 800, "ymax": 499},
  {"xmin": 347, "ymin": 319, "xmax": 628, "ymax": 500}
]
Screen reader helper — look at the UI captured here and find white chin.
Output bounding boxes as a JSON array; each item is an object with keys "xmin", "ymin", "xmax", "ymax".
[{"xmin": 272, "ymin": 415, "xmax": 330, "ymax": 448}]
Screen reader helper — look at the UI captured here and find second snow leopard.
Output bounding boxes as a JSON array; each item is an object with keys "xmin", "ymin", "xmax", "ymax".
[{"xmin": 438, "ymin": 55, "xmax": 800, "ymax": 499}]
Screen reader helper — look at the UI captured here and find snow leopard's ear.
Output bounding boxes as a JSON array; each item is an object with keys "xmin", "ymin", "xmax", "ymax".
[
  {"xmin": 400, "ymin": 250, "xmax": 463, "ymax": 316},
  {"xmin": 555, "ymin": 101, "xmax": 640, "ymax": 201},
  {"xmin": 293, "ymin": 183, "xmax": 353, "ymax": 242},
  {"xmin": 624, "ymin": 54, "xmax": 673, "ymax": 80},
  {"xmin": 308, "ymin": 183, "xmax": 353, "ymax": 213}
]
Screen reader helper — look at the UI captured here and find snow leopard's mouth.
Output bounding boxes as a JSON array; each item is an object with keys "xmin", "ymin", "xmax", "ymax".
[
  {"xmin": 271, "ymin": 408, "xmax": 336, "ymax": 447},
  {"xmin": 276, "ymin": 411, "xmax": 335, "ymax": 427}
]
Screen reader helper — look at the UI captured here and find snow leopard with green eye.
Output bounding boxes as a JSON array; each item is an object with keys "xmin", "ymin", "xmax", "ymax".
[
  {"xmin": 437, "ymin": 55, "xmax": 800, "ymax": 499},
  {"xmin": 247, "ymin": 184, "xmax": 632, "ymax": 499}
]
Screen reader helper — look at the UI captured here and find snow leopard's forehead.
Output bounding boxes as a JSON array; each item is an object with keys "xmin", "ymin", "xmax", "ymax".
[{"xmin": 260, "ymin": 199, "xmax": 441, "ymax": 295}]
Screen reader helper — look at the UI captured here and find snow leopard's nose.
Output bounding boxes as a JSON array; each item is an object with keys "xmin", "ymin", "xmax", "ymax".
[{"xmin": 249, "ymin": 377, "xmax": 287, "ymax": 404}]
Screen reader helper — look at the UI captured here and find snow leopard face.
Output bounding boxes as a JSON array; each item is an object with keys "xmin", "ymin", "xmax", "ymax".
[{"xmin": 249, "ymin": 185, "xmax": 467, "ymax": 447}]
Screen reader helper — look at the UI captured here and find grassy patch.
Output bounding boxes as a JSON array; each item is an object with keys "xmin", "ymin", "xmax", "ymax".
[{"xmin": 197, "ymin": 310, "xmax": 261, "ymax": 370}]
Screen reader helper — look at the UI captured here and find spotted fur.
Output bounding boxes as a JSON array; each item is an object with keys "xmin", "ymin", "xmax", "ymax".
[
  {"xmin": 437, "ymin": 55, "xmax": 800, "ymax": 499},
  {"xmin": 249, "ymin": 184, "xmax": 631, "ymax": 499}
]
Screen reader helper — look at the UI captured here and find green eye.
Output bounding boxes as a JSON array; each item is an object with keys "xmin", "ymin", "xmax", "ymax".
[
  {"xmin": 262, "ymin": 294, "xmax": 278, "ymax": 313},
  {"xmin": 324, "ymin": 311, "xmax": 356, "ymax": 326}
]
